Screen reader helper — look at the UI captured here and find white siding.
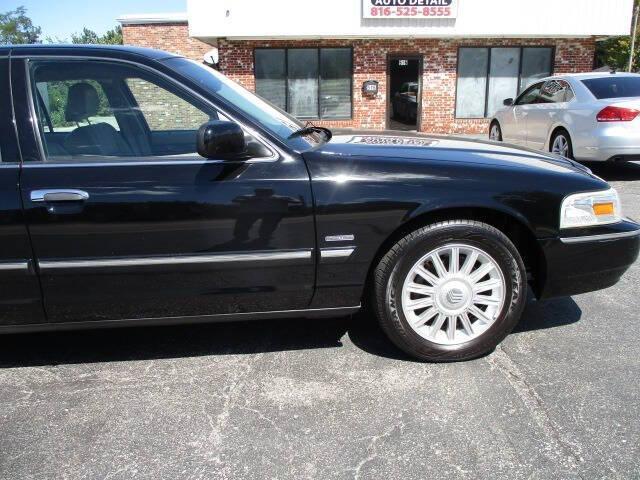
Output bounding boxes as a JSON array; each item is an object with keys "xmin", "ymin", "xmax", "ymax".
[{"xmin": 187, "ymin": 0, "xmax": 634, "ymax": 40}]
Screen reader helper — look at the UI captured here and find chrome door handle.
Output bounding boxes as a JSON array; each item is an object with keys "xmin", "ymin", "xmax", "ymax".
[{"xmin": 31, "ymin": 189, "xmax": 90, "ymax": 202}]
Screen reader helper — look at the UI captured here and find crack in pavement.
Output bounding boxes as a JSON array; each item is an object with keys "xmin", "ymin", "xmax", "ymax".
[{"xmin": 486, "ymin": 345, "xmax": 601, "ymax": 479}]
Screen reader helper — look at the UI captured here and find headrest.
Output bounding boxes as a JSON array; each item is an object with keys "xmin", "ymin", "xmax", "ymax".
[{"xmin": 65, "ymin": 82, "xmax": 100, "ymax": 122}]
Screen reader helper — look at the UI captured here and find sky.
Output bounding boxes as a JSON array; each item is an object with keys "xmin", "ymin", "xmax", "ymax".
[{"xmin": 3, "ymin": 0, "xmax": 186, "ymax": 41}]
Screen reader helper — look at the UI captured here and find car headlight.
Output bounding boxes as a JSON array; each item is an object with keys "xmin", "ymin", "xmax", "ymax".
[{"xmin": 560, "ymin": 188, "xmax": 622, "ymax": 229}]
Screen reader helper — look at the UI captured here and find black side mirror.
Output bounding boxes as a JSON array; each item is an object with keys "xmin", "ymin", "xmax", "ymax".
[
  {"xmin": 197, "ymin": 120, "xmax": 247, "ymax": 160},
  {"xmin": 503, "ymin": 98, "xmax": 514, "ymax": 106}
]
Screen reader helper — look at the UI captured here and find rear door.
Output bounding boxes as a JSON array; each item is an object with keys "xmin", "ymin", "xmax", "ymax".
[
  {"xmin": 13, "ymin": 55, "xmax": 316, "ymax": 324},
  {"xmin": 0, "ymin": 56, "xmax": 46, "ymax": 326}
]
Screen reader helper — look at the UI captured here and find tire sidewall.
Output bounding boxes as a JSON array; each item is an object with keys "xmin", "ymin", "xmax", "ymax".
[{"xmin": 382, "ymin": 223, "xmax": 525, "ymax": 361}]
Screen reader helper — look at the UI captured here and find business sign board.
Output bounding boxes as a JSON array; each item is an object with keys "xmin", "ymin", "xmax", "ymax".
[{"xmin": 362, "ymin": 0, "xmax": 458, "ymax": 19}]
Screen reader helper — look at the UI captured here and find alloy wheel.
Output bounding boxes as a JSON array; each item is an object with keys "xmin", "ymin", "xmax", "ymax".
[
  {"xmin": 552, "ymin": 135, "xmax": 569, "ymax": 158},
  {"xmin": 400, "ymin": 244, "xmax": 506, "ymax": 346},
  {"xmin": 489, "ymin": 124, "xmax": 501, "ymax": 141}
]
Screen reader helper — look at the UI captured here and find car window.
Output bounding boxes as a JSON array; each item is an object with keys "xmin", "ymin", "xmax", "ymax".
[
  {"xmin": 515, "ymin": 82, "xmax": 544, "ymax": 105},
  {"xmin": 29, "ymin": 60, "xmax": 272, "ymax": 162},
  {"xmin": 539, "ymin": 79, "xmax": 573, "ymax": 103},
  {"xmin": 582, "ymin": 76, "xmax": 640, "ymax": 99}
]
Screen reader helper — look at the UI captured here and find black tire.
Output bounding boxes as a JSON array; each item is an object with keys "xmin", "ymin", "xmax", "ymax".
[
  {"xmin": 550, "ymin": 129, "xmax": 574, "ymax": 160},
  {"xmin": 489, "ymin": 121, "xmax": 502, "ymax": 141},
  {"xmin": 373, "ymin": 220, "xmax": 527, "ymax": 362}
]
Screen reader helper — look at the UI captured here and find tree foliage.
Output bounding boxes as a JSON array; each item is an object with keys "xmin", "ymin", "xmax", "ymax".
[
  {"xmin": 71, "ymin": 26, "xmax": 123, "ymax": 45},
  {"xmin": 595, "ymin": 1, "xmax": 640, "ymax": 71},
  {"xmin": 0, "ymin": 6, "xmax": 41, "ymax": 44}
]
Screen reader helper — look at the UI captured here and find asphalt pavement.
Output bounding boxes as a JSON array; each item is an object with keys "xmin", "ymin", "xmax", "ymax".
[{"xmin": 1, "ymin": 161, "xmax": 639, "ymax": 480}]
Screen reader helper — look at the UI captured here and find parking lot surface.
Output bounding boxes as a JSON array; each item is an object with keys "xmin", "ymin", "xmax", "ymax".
[{"xmin": 1, "ymin": 161, "xmax": 639, "ymax": 480}]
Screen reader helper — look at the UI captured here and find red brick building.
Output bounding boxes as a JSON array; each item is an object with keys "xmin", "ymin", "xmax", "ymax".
[{"xmin": 119, "ymin": 1, "xmax": 633, "ymax": 135}]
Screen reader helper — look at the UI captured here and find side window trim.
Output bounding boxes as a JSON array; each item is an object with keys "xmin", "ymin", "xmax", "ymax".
[{"xmin": 22, "ymin": 55, "xmax": 280, "ymax": 165}]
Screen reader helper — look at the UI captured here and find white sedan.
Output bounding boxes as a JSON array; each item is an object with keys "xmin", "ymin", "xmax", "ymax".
[{"xmin": 489, "ymin": 72, "xmax": 640, "ymax": 162}]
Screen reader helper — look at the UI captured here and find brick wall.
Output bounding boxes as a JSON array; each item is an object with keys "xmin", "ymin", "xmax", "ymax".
[
  {"xmin": 219, "ymin": 38, "xmax": 596, "ymax": 135},
  {"xmin": 123, "ymin": 23, "xmax": 595, "ymax": 134},
  {"xmin": 122, "ymin": 23, "xmax": 213, "ymax": 61}
]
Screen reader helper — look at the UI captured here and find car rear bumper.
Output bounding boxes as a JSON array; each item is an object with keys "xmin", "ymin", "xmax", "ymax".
[
  {"xmin": 538, "ymin": 220, "xmax": 640, "ymax": 299},
  {"xmin": 575, "ymin": 124, "xmax": 640, "ymax": 161}
]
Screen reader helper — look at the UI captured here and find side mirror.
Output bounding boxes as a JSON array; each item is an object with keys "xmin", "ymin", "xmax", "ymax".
[
  {"xmin": 503, "ymin": 98, "xmax": 514, "ymax": 106},
  {"xmin": 197, "ymin": 120, "xmax": 247, "ymax": 160}
]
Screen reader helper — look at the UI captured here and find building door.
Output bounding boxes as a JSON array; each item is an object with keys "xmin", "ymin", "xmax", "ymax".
[{"xmin": 387, "ymin": 56, "xmax": 422, "ymax": 131}]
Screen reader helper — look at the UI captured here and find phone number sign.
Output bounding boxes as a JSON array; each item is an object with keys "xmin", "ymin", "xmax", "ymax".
[{"xmin": 363, "ymin": 0, "xmax": 458, "ymax": 19}]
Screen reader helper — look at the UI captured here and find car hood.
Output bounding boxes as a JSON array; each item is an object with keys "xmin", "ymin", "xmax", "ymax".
[{"xmin": 310, "ymin": 129, "xmax": 592, "ymax": 175}]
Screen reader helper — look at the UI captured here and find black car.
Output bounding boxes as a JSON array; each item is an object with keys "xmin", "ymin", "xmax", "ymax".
[{"xmin": 0, "ymin": 45, "xmax": 638, "ymax": 361}]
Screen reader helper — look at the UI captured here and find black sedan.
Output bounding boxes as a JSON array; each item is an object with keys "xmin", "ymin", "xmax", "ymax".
[{"xmin": 0, "ymin": 44, "xmax": 638, "ymax": 362}]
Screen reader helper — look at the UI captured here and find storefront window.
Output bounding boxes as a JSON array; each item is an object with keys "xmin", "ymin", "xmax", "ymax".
[
  {"xmin": 255, "ymin": 48, "xmax": 352, "ymax": 120},
  {"xmin": 456, "ymin": 47, "xmax": 554, "ymax": 118}
]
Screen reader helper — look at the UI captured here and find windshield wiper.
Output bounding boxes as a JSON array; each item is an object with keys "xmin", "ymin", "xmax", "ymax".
[{"xmin": 288, "ymin": 123, "xmax": 332, "ymax": 141}]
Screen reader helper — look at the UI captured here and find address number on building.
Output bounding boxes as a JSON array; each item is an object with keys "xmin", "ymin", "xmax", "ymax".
[{"xmin": 362, "ymin": 0, "xmax": 459, "ymax": 19}]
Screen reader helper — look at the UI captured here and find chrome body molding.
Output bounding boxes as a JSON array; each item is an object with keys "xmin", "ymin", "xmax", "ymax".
[
  {"xmin": 0, "ymin": 305, "xmax": 362, "ymax": 334},
  {"xmin": 320, "ymin": 247, "xmax": 356, "ymax": 259},
  {"xmin": 38, "ymin": 249, "xmax": 313, "ymax": 270},
  {"xmin": 325, "ymin": 234, "xmax": 355, "ymax": 242},
  {"xmin": 560, "ymin": 229, "xmax": 640, "ymax": 244},
  {"xmin": 0, "ymin": 261, "xmax": 29, "ymax": 271}
]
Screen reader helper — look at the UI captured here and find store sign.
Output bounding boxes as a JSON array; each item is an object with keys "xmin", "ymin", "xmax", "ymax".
[{"xmin": 362, "ymin": 0, "xmax": 458, "ymax": 19}]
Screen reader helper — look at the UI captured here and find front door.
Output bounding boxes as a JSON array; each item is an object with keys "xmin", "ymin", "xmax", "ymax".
[
  {"xmin": 13, "ymin": 56, "xmax": 316, "ymax": 324},
  {"xmin": 388, "ymin": 56, "xmax": 422, "ymax": 131},
  {"xmin": 507, "ymin": 81, "xmax": 545, "ymax": 145}
]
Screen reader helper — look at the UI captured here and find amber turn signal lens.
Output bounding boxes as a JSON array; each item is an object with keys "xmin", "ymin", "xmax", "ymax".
[{"xmin": 593, "ymin": 202, "xmax": 615, "ymax": 216}]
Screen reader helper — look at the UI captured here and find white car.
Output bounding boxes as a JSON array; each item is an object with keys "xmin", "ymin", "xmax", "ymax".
[{"xmin": 489, "ymin": 72, "xmax": 640, "ymax": 162}]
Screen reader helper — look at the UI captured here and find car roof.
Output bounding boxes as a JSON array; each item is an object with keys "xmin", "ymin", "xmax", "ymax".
[
  {"xmin": 0, "ymin": 44, "xmax": 181, "ymax": 61},
  {"xmin": 551, "ymin": 72, "xmax": 640, "ymax": 81}
]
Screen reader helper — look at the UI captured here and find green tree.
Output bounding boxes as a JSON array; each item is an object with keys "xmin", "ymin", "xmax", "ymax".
[
  {"xmin": 595, "ymin": 0, "xmax": 640, "ymax": 71},
  {"xmin": 71, "ymin": 26, "xmax": 122, "ymax": 45},
  {"xmin": 0, "ymin": 6, "xmax": 41, "ymax": 44}
]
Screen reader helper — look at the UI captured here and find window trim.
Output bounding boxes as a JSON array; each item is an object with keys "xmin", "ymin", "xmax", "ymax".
[
  {"xmin": 21, "ymin": 55, "xmax": 281, "ymax": 166},
  {"xmin": 253, "ymin": 47, "xmax": 354, "ymax": 121},
  {"xmin": 454, "ymin": 46, "xmax": 556, "ymax": 119}
]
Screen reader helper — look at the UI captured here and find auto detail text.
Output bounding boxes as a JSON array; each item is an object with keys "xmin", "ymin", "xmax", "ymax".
[{"xmin": 363, "ymin": 0, "xmax": 458, "ymax": 19}]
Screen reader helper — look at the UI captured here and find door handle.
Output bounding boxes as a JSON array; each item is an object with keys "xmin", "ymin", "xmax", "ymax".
[{"xmin": 31, "ymin": 189, "xmax": 90, "ymax": 202}]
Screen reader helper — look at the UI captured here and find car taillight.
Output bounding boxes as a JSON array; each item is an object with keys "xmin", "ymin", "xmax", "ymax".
[{"xmin": 596, "ymin": 106, "xmax": 640, "ymax": 122}]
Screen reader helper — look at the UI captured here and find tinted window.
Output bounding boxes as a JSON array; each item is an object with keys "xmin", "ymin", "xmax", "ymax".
[
  {"xmin": 255, "ymin": 49, "xmax": 286, "ymax": 111},
  {"xmin": 320, "ymin": 48, "xmax": 351, "ymax": 119},
  {"xmin": 582, "ymin": 77, "xmax": 640, "ymax": 99},
  {"xmin": 520, "ymin": 48, "xmax": 553, "ymax": 92},
  {"xmin": 456, "ymin": 48, "xmax": 489, "ymax": 118},
  {"xmin": 288, "ymin": 49, "xmax": 319, "ymax": 119},
  {"xmin": 30, "ymin": 60, "xmax": 223, "ymax": 162},
  {"xmin": 456, "ymin": 47, "xmax": 553, "ymax": 118},
  {"xmin": 539, "ymin": 79, "xmax": 572, "ymax": 103},
  {"xmin": 254, "ymin": 48, "xmax": 352, "ymax": 120},
  {"xmin": 516, "ymin": 82, "xmax": 544, "ymax": 105},
  {"xmin": 487, "ymin": 48, "xmax": 520, "ymax": 117}
]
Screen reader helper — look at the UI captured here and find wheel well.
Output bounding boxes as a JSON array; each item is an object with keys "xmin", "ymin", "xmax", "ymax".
[
  {"xmin": 548, "ymin": 126, "xmax": 569, "ymax": 150},
  {"xmin": 364, "ymin": 207, "xmax": 546, "ymax": 301}
]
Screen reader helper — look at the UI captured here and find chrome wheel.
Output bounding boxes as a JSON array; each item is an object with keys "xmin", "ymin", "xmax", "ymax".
[
  {"xmin": 400, "ymin": 244, "xmax": 506, "ymax": 346},
  {"xmin": 552, "ymin": 134, "xmax": 569, "ymax": 158},
  {"xmin": 489, "ymin": 124, "xmax": 501, "ymax": 141}
]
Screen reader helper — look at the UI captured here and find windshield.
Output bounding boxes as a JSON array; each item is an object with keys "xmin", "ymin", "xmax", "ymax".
[
  {"xmin": 163, "ymin": 57, "xmax": 306, "ymax": 142},
  {"xmin": 582, "ymin": 76, "xmax": 640, "ymax": 99}
]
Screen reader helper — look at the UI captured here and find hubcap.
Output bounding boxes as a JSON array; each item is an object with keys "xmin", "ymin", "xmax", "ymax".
[
  {"xmin": 490, "ymin": 125, "xmax": 500, "ymax": 141},
  {"xmin": 400, "ymin": 244, "xmax": 506, "ymax": 346},
  {"xmin": 552, "ymin": 135, "xmax": 569, "ymax": 158}
]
